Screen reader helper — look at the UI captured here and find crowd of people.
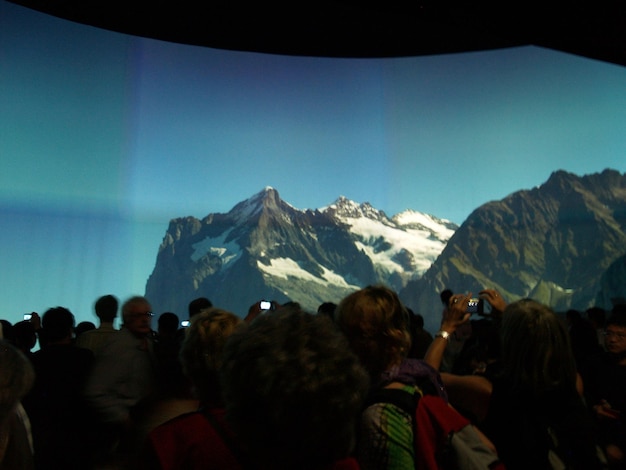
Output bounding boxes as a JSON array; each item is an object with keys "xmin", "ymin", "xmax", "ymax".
[{"xmin": 0, "ymin": 286, "xmax": 625, "ymax": 469}]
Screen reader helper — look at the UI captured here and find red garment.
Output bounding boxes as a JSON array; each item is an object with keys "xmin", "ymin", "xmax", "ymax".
[
  {"xmin": 414, "ymin": 395, "xmax": 469, "ymax": 470},
  {"xmin": 331, "ymin": 457, "xmax": 361, "ymax": 470},
  {"xmin": 141, "ymin": 408, "xmax": 242, "ymax": 470},
  {"xmin": 140, "ymin": 408, "xmax": 361, "ymax": 470},
  {"xmin": 414, "ymin": 395, "xmax": 505, "ymax": 470}
]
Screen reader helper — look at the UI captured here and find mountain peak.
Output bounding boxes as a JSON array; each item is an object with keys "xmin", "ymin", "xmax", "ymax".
[
  {"xmin": 227, "ymin": 187, "xmax": 283, "ymax": 223},
  {"xmin": 255, "ymin": 186, "xmax": 279, "ymax": 200},
  {"xmin": 545, "ymin": 169, "xmax": 578, "ymax": 186},
  {"xmin": 148, "ymin": 187, "xmax": 456, "ymax": 317},
  {"xmin": 325, "ymin": 196, "xmax": 388, "ymax": 220},
  {"xmin": 542, "ymin": 168, "xmax": 626, "ymax": 198}
]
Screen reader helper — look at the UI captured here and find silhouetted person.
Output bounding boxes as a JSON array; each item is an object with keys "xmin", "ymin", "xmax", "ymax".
[
  {"xmin": 317, "ymin": 301, "xmax": 337, "ymax": 321},
  {"xmin": 440, "ymin": 288, "xmax": 453, "ymax": 307},
  {"xmin": 0, "ymin": 320, "xmax": 14, "ymax": 344},
  {"xmin": 407, "ymin": 310, "xmax": 433, "ymax": 359},
  {"xmin": 157, "ymin": 312, "xmax": 179, "ymax": 338},
  {"xmin": 84, "ymin": 296, "xmax": 157, "ymax": 467},
  {"xmin": 154, "ymin": 312, "xmax": 188, "ymax": 399},
  {"xmin": 567, "ymin": 309, "xmax": 603, "ymax": 370},
  {"xmin": 76, "ymin": 294, "xmax": 119, "ymax": 356},
  {"xmin": 188, "ymin": 297, "xmax": 212, "ymax": 319},
  {"xmin": 12, "ymin": 320, "xmax": 37, "ymax": 361},
  {"xmin": 587, "ymin": 306, "xmax": 608, "ymax": 351},
  {"xmin": 22, "ymin": 307, "xmax": 95, "ymax": 470},
  {"xmin": 75, "ymin": 320, "xmax": 96, "ymax": 337},
  {"xmin": 0, "ymin": 339, "xmax": 35, "ymax": 470},
  {"xmin": 581, "ymin": 309, "xmax": 626, "ymax": 468}
]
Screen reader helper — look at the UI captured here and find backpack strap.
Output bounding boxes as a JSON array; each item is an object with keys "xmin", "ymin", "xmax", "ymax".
[
  {"xmin": 365, "ymin": 373, "xmax": 438, "ymax": 413},
  {"xmin": 367, "ymin": 387, "xmax": 503, "ymax": 470},
  {"xmin": 365, "ymin": 387, "xmax": 420, "ymax": 416}
]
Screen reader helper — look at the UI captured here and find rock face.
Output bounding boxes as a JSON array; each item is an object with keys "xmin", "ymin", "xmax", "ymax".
[
  {"xmin": 145, "ymin": 187, "xmax": 456, "ymax": 317},
  {"xmin": 596, "ymin": 254, "xmax": 626, "ymax": 308},
  {"xmin": 400, "ymin": 169, "xmax": 626, "ymax": 333},
  {"xmin": 145, "ymin": 170, "xmax": 626, "ymax": 329}
]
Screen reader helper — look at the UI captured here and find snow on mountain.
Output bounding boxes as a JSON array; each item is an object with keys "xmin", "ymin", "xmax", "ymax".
[
  {"xmin": 147, "ymin": 188, "xmax": 458, "ymax": 316},
  {"xmin": 320, "ymin": 196, "xmax": 387, "ymax": 221},
  {"xmin": 257, "ymin": 258, "xmax": 361, "ymax": 289},
  {"xmin": 191, "ymin": 228, "xmax": 242, "ymax": 265},
  {"xmin": 190, "ymin": 190, "xmax": 455, "ymax": 280},
  {"xmin": 393, "ymin": 210, "xmax": 456, "ymax": 237},
  {"xmin": 321, "ymin": 197, "xmax": 457, "ymax": 277},
  {"xmin": 228, "ymin": 186, "xmax": 301, "ymax": 225}
]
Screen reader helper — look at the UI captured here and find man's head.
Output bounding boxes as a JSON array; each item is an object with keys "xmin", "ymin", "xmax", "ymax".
[
  {"xmin": 122, "ymin": 296, "xmax": 153, "ymax": 337},
  {"xmin": 41, "ymin": 307, "xmax": 75, "ymax": 344},
  {"xmin": 440, "ymin": 289, "xmax": 454, "ymax": 306},
  {"xmin": 220, "ymin": 308, "xmax": 369, "ymax": 469},
  {"xmin": 95, "ymin": 294, "xmax": 118, "ymax": 323},
  {"xmin": 604, "ymin": 309, "xmax": 626, "ymax": 356},
  {"xmin": 188, "ymin": 297, "xmax": 212, "ymax": 319},
  {"xmin": 157, "ymin": 312, "xmax": 179, "ymax": 337}
]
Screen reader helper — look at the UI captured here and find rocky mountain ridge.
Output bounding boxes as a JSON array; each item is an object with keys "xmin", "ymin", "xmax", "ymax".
[
  {"xmin": 145, "ymin": 187, "xmax": 456, "ymax": 317},
  {"xmin": 400, "ymin": 168, "xmax": 626, "ymax": 332},
  {"xmin": 145, "ymin": 169, "xmax": 626, "ymax": 332}
]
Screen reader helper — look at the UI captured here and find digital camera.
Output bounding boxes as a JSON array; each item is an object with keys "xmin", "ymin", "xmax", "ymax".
[
  {"xmin": 466, "ymin": 298, "xmax": 484, "ymax": 315},
  {"xmin": 259, "ymin": 300, "xmax": 273, "ymax": 311}
]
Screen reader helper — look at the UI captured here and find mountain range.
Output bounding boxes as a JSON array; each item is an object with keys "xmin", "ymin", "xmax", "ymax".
[
  {"xmin": 399, "ymin": 168, "xmax": 626, "ymax": 331},
  {"xmin": 145, "ymin": 169, "xmax": 626, "ymax": 332},
  {"xmin": 145, "ymin": 187, "xmax": 456, "ymax": 319}
]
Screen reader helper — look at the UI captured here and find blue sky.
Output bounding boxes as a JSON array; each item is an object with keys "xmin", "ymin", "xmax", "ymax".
[{"xmin": 2, "ymin": 1, "xmax": 626, "ymax": 326}]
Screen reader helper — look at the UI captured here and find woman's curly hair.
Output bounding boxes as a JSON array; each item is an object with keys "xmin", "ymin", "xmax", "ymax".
[{"xmin": 335, "ymin": 285, "xmax": 411, "ymax": 382}]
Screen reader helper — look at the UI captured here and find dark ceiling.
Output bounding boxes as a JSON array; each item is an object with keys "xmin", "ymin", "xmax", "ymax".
[{"xmin": 7, "ymin": 1, "xmax": 626, "ymax": 67}]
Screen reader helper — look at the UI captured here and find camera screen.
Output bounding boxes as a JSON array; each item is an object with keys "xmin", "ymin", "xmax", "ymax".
[
  {"xmin": 466, "ymin": 299, "xmax": 482, "ymax": 314},
  {"xmin": 260, "ymin": 301, "xmax": 272, "ymax": 311}
]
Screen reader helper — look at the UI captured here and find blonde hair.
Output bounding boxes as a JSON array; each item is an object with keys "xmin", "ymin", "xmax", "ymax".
[
  {"xmin": 335, "ymin": 285, "xmax": 411, "ymax": 381},
  {"xmin": 179, "ymin": 308, "xmax": 243, "ymax": 404}
]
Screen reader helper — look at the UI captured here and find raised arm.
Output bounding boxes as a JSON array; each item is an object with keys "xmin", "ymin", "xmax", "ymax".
[
  {"xmin": 478, "ymin": 289, "xmax": 507, "ymax": 318},
  {"xmin": 423, "ymin": 293, "xmax": 471, "ymax": 370}
]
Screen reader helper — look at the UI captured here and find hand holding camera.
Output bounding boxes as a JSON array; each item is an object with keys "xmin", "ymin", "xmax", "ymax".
[
  {"xmin": 478, "ymin": 289, "xmax": 507, "ymax": 315},
  {"xmin": 244, "ymin": 299, "xmax": 280, "ymax": 323},
  {"xmin": 442, "ymin": 293, "xmax": 472, "ymax": 333},
  {"xmin": 23, "ymin": 311, "xmax": 41, "ymax": 329}
]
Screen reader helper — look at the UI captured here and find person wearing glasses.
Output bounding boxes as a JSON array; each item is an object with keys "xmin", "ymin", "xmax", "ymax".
[
  {"xmin": 83, "ymin": 296, "xmax": 158, "ymax": 467},
  {"xmin": 581, "ymin": 307, "xmax": 626, "ymax": 468}
]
